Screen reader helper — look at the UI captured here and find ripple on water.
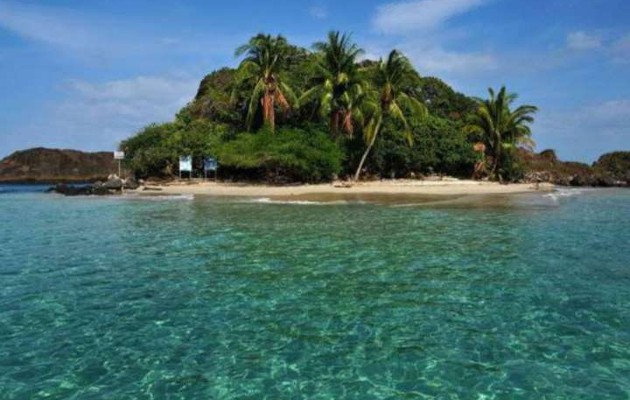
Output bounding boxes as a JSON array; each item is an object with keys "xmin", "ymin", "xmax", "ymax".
[{"xmin": 0, "ymin": 189, "xmax": 629, "ymax": 398}]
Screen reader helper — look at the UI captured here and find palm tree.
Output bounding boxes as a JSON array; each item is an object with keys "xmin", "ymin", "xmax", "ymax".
[
  {"xmin": 465, "ymin": 86, "xmax": 537, "ymax": 180},
  {"xmin": 234, "ymin": 34, "xmax": 297, "ymax": 132},
  {"xmin": 300, "ymin": 31, "xmax": 366, "ymax": 136},
  {"xmin": 353, "ymin": 50, "xmax": 427, "ymax": 181}
]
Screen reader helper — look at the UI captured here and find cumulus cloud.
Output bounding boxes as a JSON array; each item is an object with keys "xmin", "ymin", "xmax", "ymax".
[
  {"xmin": 610, "ymin": 33, "xmax": 630, "ymax": 63},
  {"xmin": 1, "ymin": 74, "xmax": 199, "ymax": 154},
  {"xmin": 0, "ymin": 0, "xmax": 237, "ymax": 62},
  {"xmin": 374, "ymin": 0, "xmax": 487, "ymax": 34},
  {"xmin": 404, "ymin": 45, "xmax": 497, "ymax": 74},
  {"xmin": 535, "ymin": 99, "xmax": 630, "ymax": 162},
  {"xmin": 309, "ymin": 6, "xmax": 327, "ymax": 19},
  {"xmin": 55, "ymin": 75, "xmax": 198, "ymax": 147},
  {"xmin": 368, "ymin": 0, "xmax": 495, "ymax": 77},
  {"xmin": 0, "ymin": 1, "xmax": 96, "ymax": 50},
  {"xmin": 566, "ymin": 31, "xmax": 601, "ymax": 50}
]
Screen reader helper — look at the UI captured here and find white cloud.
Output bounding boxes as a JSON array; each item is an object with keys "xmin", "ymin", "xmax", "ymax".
[
  {"xmin": 368, "ymin": 0, "xmax": 496, "ymax": 77},
  {"xmin": 0, "ymin": 0, "xmax": 237, "ymax": 63},
  {"xmin": 373, "ymin": 0, "xmax": 487, "ymax": 34},
  {"xmin": 405, "ymin": 46, "xmax": 497, "ymax": 74},
  {"xmin": 535, "ymin": 99, "xmax": 630, "ymax": 162},
  {"xmin": 309, "ymin": 6, "xmax": 327, "ymax": 19},
  {"xmin": 566, "ymin": 31, "xmax": 601, "ymax": 50},
  {"xmin": 588, "ymin": 99, "xmax": 630, "ymax": 126},
  {"xmin": 610, "ymin": 33, "xmax": 630, "ymax": 63},
  {"xmin": 0, "ymin": 2, "xmax": 91, "ymax": 48},
  {"xmin": 2, "ymin": 74, "xmax": 200, "ymax": 153}
]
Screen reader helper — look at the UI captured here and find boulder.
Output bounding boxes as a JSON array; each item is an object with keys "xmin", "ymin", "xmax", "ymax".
[
  {"xmin": 123, "ymin": 177, "xmax": 140, "ymax": 190},
  {"xmin": 103, "ymin": 177, "xmax": 123, "ymax": 190},
  {"xmin": 49, "ymin": 184, "xmax": 92, "ymax": 196},
  {"xmin": 92, "ymin": 186, "xmax": 112, "ymax": 195}
]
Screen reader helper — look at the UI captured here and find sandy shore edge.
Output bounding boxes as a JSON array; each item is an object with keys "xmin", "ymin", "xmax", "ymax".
[{"xmin": 136, "ymin": 179, "xmax": 555, "ymax": 199}]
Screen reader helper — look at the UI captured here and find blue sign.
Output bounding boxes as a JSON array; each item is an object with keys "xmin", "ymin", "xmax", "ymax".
[
  {"xmin": 179, "ymin": 155, "xmax": 192, "ymax": 172},
  {"xmin": 203, "ymin": 157, "xmax": 218, "ymax": 172}
]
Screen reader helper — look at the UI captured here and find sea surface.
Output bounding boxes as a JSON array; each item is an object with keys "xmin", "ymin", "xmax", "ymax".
[{"xmin": 0, "ymin": 185, "xmax": 629, "ymax": 399}]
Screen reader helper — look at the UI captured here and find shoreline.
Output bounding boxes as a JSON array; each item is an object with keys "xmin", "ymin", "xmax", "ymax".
[{"xmin": 137, "ymin": 179, "xmax": 555, "ymax": 202}]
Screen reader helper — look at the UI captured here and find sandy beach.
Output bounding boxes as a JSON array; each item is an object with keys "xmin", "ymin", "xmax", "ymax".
[{"xmin": 141, "ymin": 179, "xmax": 554, "ymax": 202}]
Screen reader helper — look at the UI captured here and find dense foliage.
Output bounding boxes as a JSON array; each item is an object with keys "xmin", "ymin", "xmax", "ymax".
[
  {"xmin": 593, "ymin": 151, "xmax": 630, "ymax": 182},
  {"xmin": 121, "ymin": 31, "xmax": 541, "ymax": 183},
  {"xmin": 120, "ymin": 119, "xmax": 229, "ymax": 178},
  {"xmin": 217, "ymin": 127, "xmax": 342, "ymax": 183},
  {"xmin": 464, "ymin": 87, "xmax": 537, "ymax": 181}
]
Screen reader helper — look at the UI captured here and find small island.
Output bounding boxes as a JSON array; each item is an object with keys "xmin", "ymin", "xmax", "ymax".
[
  {"xmin": 111, "ymin": 32, "xmax": 630, "ymax": 192},
  {"xmin": 2, "ymin": 4, "xmax": 630, "ymax": 398},
  {"xmin": 3, "ymin": 32, "xmax": 626, "ymax": 197}
]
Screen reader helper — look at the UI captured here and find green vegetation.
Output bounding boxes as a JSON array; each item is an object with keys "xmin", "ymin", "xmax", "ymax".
[
  {"xmin": 594, "ymin": 152, "xmax": 630, "ymax": 182},
  {"xmin": 299, "ymin": 31, "xmax": 367, "ymax": 136},
  {"xmin": 122, "ymin": 31, "xmax": 542, "ymax": 183},
  {"xmin": 233, "ymin": 34, "xmax": 297, "ymax": 132},
  {"xmin": 217, "ymin": 127, "xmax": 342, "ymax": 183},
  {"xmin": 353, "ymin": 50, "xmax": 427, "ymax": 181},
  {"xmin": 465, "ymin": 86, "xmax": 538, "ymax": 181}
]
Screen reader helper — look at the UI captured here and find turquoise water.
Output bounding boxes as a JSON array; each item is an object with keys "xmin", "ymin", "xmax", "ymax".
[{"xmin": 0, "ymin": 186, "xmax": 629, "ymax": 399}]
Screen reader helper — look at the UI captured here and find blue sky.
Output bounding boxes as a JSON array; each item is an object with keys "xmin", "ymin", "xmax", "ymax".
[{"xmin": 0, "ymin": 0, "xmax": 628, "ymax": 162}]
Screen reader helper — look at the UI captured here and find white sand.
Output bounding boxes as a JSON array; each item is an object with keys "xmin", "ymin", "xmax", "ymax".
[{"xmin": 140, "ymin": 179, "xmax": 554, "ymax": 199}]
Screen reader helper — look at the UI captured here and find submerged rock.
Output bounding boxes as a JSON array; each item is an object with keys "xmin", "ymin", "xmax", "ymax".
[{"xmin": 49, "ymin": 184, "xmax": 94, "ymax": 196}]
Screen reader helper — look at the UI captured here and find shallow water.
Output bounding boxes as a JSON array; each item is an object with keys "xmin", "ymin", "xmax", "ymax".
[{"xmin": 0, "ymin": 186, "xmax": 629, "ymax": 399}]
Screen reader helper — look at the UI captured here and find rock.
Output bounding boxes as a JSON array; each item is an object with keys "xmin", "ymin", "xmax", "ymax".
[
  {"xmin": 0, "ymin": 148, "xmax": 119, "ymax": 183},
  {"xmin": 102, "ymin": 177, "xmax": 123, "ymax": 190},
  {"xmin": 92, "ymin": 186, "xmax": 112, "ymax": 195},
  {"xmin": 123, "ymin": 177, "xmax": 140, "ymax": 190},
  {"xmin": 594, "ymin": 175, "xmax": 615, "ymax": 187},
  {"xmin": 50, "ymin": 183, "xmax": 92, "ymax": 196},
  {"xmin": 569, "ymin": 173, "xmax": 601, "ymax": 187}
]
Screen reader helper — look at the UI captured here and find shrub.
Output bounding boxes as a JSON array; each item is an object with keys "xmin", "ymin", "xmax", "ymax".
[
  {"xmin": 121, "ymin": 121, "xmax": 229, "ymax": 178},
  {"xmin": 593, "ymin": 151, "xmax": 630, "ymax": 181},
  {"xmin": 217, "ymin": 127, "xmax": 342, "ymax": 183},
  {"xmin": 365, "ymin": 115, "xmax": 476, "ymax": 178}
]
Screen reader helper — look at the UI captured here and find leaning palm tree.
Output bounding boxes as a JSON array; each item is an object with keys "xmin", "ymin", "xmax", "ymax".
[
  {"xmin": 300, "ymin": 31, "xmax": 366, "ymax": 136},
  {"xmin": 233, "ymin": 34, "xmax": 297, "ymax": 132},
  {"xmin": 353, "ymin": 50, "xmax": 427, "ymax": 181},
  {"xmin": 465, "ymin": 86, "xmax": 537, "ymax": 180}
]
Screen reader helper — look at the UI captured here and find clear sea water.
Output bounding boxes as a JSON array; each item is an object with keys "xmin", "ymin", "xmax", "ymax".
[{"xmin": 0, "ymin": 185, "xmax": 629, "ymax": 399}]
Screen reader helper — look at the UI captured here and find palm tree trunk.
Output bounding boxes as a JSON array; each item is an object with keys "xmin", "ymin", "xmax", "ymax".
[
  {"xmin": 263, "ymin": 92, "xmax": 275, "ymax": 132},
  {"xmin": 353, "ymin": 117, "xmax": 382, "ymax": 181},
  {"xmin": 330, "ymin": 111, "xmax": 340, "ymax": 136},
  {"xmin": 490, "ymin": 134, "xmax": 501, "ymax": 180},
  {"xmin": 491, "ymin": 146, "xmax": 501, "ymax": 181}
]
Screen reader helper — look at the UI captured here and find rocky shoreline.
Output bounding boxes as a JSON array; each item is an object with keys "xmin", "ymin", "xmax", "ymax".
[
  {"xmin": 48, "ymin": 175, "xmax": 142, "ymax": 196},
  {"xmin": 519, "ymin": 149, "xmax": 629, "ymax": 188},
  {"xmin": 523, "ymin": 171, "xmax": 628, "ymax": 187}
]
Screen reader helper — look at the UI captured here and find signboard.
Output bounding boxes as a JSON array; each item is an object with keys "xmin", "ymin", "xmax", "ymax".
[
  {"xmin": 179, "ymin": 155, "xmax": 192, "ymax": 172},
  {"xmin": 114, "ymin": 151, "xmax": 125, "ymax": 160},
  {"xmin": 203, "ymin": 157, "xmax": 218, "ymax": 172}
]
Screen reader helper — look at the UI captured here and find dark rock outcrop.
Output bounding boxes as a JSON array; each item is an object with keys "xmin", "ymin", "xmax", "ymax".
[
  {"xmin": 520, "ymin": 149, "xmax": 629, "ymax": 187},
  {"xmin": 123, "ymin": 177, "xmax": 140, "ymax": 190},
  {"xmin": 102, "ymin": 177, "xmax": 123, "ymax": 190},
  {"xmin": 48, "ymin": 184, "xmax": 103, "ymax": 196},
  {"xmin": 0, "ymin": 148, "xmax": 120, "ymax": 183},
  {"xmin": 48, "ymin": 175, "xmax": 140, "ymax": 196}
]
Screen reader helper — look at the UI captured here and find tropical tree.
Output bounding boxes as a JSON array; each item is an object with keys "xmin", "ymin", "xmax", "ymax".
[
  {"xmin": 300, "ymin": 31, "xmax": 367, "ymax": 136},
  {"xmin": 353, "ymin": 50, "xmax": 427, "ymax": 181},
  {"xmin": 465, "ymin": 86, "xmax": 537, "ymax": 180},
  {"xmin": 233, "ymin": 34, "xmax": 297, "ymax": 132}
]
